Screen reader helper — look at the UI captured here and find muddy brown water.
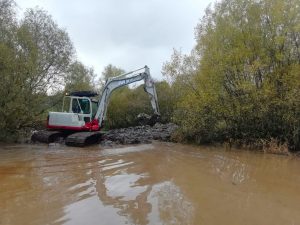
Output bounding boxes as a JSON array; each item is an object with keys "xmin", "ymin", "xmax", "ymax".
[{"xmin": 0, "ymin": 142, "xmax": 300, "ymax": 225}]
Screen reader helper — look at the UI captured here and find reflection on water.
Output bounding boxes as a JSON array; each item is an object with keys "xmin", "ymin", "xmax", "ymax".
[
  {"xmin": 0, "ymin": 143, "xmax": 300, "ymax": 225},
  {"xmin": 148, "ymin": 181, "xmax": 194, "ymax": 225},
  {"xmin": 211, "ymin": 154, "xmax": 250, "ymax": 185}
]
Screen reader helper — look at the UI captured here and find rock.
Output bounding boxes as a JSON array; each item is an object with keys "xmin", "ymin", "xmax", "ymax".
[{"xmin": 100, "ymin": 122, "xmax": 178, "ymax": 146}]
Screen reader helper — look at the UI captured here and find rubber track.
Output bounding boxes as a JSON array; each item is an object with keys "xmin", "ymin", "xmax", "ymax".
[
  {"xmin": 65, "ymin": 132, "xmax": 103, "ymax": 147},
  {"xmin": 31, "ymin": 130, "xmax": 66, "ymax": 143}
]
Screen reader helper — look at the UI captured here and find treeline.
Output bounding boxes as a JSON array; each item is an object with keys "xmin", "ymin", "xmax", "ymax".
[
  {"xmin": 1, "ymin": 0, "xmax": 299, "ymax": 151},
  {"xmin": 162, "ymin": 0, "xmax": 300, "ymax": 151},
  {"xmin": 0, "ymin": 0, "xmax": 95, "ymax": 141},
  {"xmin": 110, "ymin": 0, "xmax": 300, "ymax": 151}
]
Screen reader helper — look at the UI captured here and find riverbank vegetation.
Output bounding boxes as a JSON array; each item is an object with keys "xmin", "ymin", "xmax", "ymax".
[
  {"xmin": 108, "ymin": 0, "xmax": 300, "ymax": 152},
  {"xmin": 0, "ymin": 0, "xmax": 95, "ymax": 140},
  {"xmin": 0, "ymin": 0, "xmax": 299, "ymax": 152},
  {"xmin": 163, "ymin": 0, "xmax": 300, "ymax": 151}
]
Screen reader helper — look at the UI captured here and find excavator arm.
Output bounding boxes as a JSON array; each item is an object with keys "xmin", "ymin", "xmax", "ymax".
[{"xmin": 94, "ymin": 66, "xmax": 160, "ymax": 127}]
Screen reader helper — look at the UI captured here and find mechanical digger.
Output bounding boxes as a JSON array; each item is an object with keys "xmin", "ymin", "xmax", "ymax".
[{"xmin": 32, "ymin": 66, "xmax": 160, "ymax": 146}]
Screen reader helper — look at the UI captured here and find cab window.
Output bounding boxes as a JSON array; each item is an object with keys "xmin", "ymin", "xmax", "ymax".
[
  {"xmin": 78, "ymin": 99, "xmax": 91, "ymax": 114},
  {"xmin": 92, "ymin": 101, "xmax": 98, "ymax": 117},
  {"xmin": 63, "ymin": 97, "xmax": 71, "ymax": 112},
  {"xmin": 72, "ymin": 99, "xmax": 81, "ymax": 113}
]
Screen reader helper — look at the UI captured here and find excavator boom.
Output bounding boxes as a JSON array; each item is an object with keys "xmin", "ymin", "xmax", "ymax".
[{"xmin": 95, "ymin": 66, "xmax": 160, "ymax": 127}]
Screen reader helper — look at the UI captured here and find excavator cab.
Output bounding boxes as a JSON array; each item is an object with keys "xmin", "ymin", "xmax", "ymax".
[
  {"xmin": 62, "ymin": 94, "xmax": 99, "ymax": 121},
  {"xmin": 47, "ymin": 91, "xmax": 100, "ymax": 131},
  {"xmin": 63, "ymin": 96, "xmax": 92, "ymax": 120}
]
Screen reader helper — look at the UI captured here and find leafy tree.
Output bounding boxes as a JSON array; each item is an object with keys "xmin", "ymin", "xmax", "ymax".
[
  {"xmin": 96, "ymin": 64, "xmax": 126, "ymax": 93},
  {"xmin": 0, "ymin": 1, "xmax": 74, "ymax": 141},
  {"xmin": 162, "ymin": 48, "xmax": 200, "ymax": 115},
  {"xmin": 0, "ymin": 0, "xmax": 16, "ymax": 40},
  {"xmin": 64, "ymin": 61, "xmax": 96, "ymax": 92},
  {"xmin": 19, "ymin": 7, "xmax": 74, "ymax": 92},
  {"xmin": 164, "ymin": 0, "xmax": 300, "ymax": 150},
  {"xmin": 102, "ymin": 64, "xmax": 125, "ymax": 79},
  {"xmin": 155, "ymin": 81, "xmax": 175, "ymax": 123}
]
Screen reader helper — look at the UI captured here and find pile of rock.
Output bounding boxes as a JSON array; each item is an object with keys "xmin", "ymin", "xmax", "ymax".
[{"xmin": 101, "ymin": 123, "xmax": 178, "ymax": 146}]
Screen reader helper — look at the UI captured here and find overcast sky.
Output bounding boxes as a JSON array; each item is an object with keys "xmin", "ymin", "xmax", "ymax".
[{"xmin": 15, "ymin": 0, "xmax": 213, "ymax": 80}]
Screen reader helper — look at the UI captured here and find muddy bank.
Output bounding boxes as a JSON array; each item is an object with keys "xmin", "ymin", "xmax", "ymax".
[{"xmin": 101, "ymin": 123, "xmax": 178, "ymax": 146}]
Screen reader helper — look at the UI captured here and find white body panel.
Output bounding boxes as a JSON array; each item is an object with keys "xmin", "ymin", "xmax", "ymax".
[{"xmin": 48, "ymin": 112, "xmax": 85, "ymax": 127}]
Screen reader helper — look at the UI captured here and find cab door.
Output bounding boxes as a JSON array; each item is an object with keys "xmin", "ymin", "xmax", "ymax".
[{"xmin": 71, "ymin": 97, "xmax": 92, "ymax": 123}]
